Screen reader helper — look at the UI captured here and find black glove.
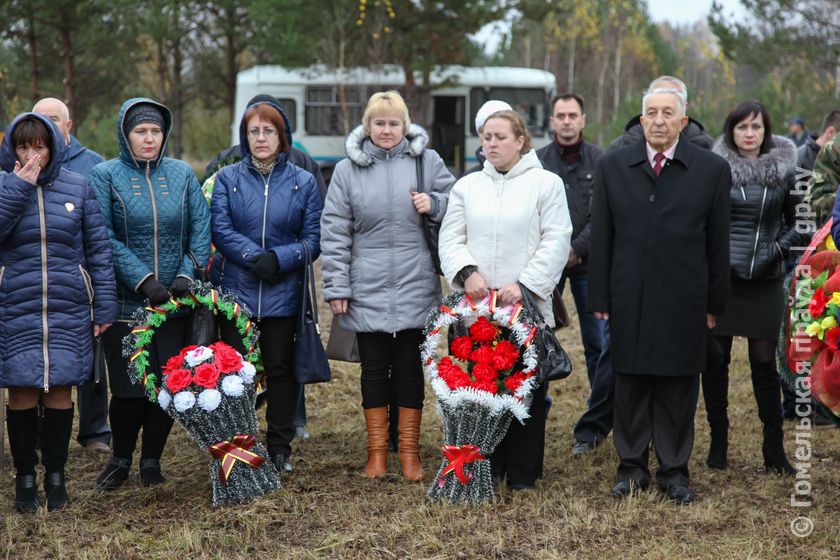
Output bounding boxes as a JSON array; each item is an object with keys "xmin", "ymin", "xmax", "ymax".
[
  {"xmin": 248, "ymin": 252, "xmax": 279, "ymax": 280},
  {"xmin": 169, "ymin": 276, "xmax": 192, "ymax": 298},
  {"xmin": 139, "ymin": 277, "xmax": 170, "ymax": 306}
]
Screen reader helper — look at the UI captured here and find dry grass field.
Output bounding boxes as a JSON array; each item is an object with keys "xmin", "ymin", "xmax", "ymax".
[{"xmin": 2, "ymin": 288, "xmax": 840, "ymax": 560}]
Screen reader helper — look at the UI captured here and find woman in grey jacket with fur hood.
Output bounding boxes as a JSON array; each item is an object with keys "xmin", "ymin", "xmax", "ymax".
[
  {"xmin": 321, "ymin": 91, "xmax": 455, "ymax": 481},
  {"xmin": 703, "ymin": 100, "xmax": 803, "ymax": 476}
]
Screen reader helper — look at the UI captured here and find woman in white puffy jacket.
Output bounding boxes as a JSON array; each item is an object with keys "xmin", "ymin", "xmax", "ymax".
[{"xmin": 439, "ymin": 109, "xmax": 572, "ymax": 489}]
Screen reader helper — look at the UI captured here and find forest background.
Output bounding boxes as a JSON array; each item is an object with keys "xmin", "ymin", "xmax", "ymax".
[{"xmin": 1, "ymin": 0, "xmax": 839, "ymax": 168}]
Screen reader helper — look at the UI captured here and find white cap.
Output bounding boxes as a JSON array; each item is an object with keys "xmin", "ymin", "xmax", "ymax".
[{"xmin": 475, "ymin": 100, "xmax": 513, "ymax": 132}]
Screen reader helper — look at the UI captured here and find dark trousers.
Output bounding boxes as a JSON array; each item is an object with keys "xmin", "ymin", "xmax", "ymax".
[
  {"xmin": 559, "ymin": 274, "xmax": 606, "ymax": 388},
  {"xmin": 356, "ymin": 330, "xmax": 425, "ymax": 410},
  {"xmin": 221, "ymin": 316, "xmax": 297, "ymax": 458},
  {"xmin": 103, "ymin": 319, "xmax": 187, "ymax": 461},
  {"xmin": 491, "ymin": 380, "xmax": 547, "ymax": 487},
  {"xmin": 573, "ymin": 321, "xmax": 615, "ymax": 444},
  {"xmin": 76, "ymin": 346, "xmax": 111, "ymax": 445},
  {"xmin": 614, "ymin": 371, "xmax": 697, "ymax": 488}
]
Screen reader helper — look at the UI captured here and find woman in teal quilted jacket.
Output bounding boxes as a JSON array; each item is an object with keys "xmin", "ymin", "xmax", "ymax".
[{"xmin": 89, "ymin": 98, "xmax": 211, "ymax": 489}]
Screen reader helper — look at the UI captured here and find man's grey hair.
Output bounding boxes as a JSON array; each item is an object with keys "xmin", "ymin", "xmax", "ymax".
[
  {"xmin": 642, "ymin": 88, "xmax": 687, "ymax": 117},
  {"xmin": 646, "ymin": 75, "xmax": 688, "ymax": 103}
]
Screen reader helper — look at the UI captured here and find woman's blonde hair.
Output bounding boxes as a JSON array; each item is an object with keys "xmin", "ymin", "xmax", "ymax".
[
  {"xmin": 363, "ymin": 91, "xmax": 411, "ymax": 136},
  {"xmin": 483, "ymin": 110, "xmax": 533, "ymax": 154}
]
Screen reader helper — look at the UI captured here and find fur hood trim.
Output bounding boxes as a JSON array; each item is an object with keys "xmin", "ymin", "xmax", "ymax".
[
  {"xmin": 345, "ymin": 123, "xmax": 429, "ymax": 167},
  {"xmin": 712, "ymin": 135, "xmax": 796, "ymax": 188}
]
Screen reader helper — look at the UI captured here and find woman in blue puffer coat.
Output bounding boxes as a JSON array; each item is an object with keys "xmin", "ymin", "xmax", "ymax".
[
  {"xmin": 89, "ymin": 98, "xmax": 211, "ymax": 490},
  {"xmin": 0, "ymin": 113, "xmax": 118, "ymax": 513},
  {"xmin": 209, "ymin": 99, "xmax": 322, "ymax": 474}
]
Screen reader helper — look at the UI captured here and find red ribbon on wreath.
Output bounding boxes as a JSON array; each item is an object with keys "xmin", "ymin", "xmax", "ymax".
[
  {"xmin": 208, "ymin": 434, "xmax": 265, "ymax": 484},
  {"xmin": 438, "ymin": 444, "xmax": 486, "ymax": 487}
]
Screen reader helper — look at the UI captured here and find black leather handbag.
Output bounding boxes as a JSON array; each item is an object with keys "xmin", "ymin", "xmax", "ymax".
[
  {"xmin": 293, "ymin": 242, "xmax": 332, "ymax": 384},
  {"xmin": 416, "ymin": 151, "xmax": 443, "ymax": 275},
  {"xmin": 519, "ymin": 283, "xmax": 573, "ymax": 382}
]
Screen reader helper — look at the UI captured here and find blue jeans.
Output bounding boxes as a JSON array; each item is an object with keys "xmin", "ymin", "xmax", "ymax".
[{"xmin": 560, "ymin": 275, "xmax": 606, "ymax": 388}]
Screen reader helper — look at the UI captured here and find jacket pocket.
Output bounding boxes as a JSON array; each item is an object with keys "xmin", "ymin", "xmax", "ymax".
[{"xmin": 79, "ymin": 264, "xmax": 94, "ymax": 321}]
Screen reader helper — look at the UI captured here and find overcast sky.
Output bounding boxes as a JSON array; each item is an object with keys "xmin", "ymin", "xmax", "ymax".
[
  {"xmin": 646, "ymin": 0, "xmax": 747, "ymax": 25},
  {"xmin": 473, "ymin": 1, "xmax": 749, "ymax": 55}
]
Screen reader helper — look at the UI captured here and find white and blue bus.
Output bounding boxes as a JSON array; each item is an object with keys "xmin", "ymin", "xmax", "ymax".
[{"xmin": 233, "ymin": 64, "xmax": 557, "ymax": 175}]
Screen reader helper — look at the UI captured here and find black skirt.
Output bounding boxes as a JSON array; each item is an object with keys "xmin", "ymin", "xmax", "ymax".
[{"xmin": 713, "ymin": 276, "xmax": 784, "ymax": 340}]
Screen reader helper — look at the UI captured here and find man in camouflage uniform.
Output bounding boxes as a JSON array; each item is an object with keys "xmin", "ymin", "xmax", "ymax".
[{"xmin": 807, "ymin": 132, "xmax": 840, "ymax": 226}]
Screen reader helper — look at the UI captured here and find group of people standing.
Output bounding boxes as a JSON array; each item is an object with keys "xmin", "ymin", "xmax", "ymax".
[{"xmin": 0, "ymin": 69, "xmax": 820, "ymax": 513}]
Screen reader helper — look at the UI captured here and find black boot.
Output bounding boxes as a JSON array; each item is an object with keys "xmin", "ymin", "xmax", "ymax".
[
  {"xmin": 40, "ymin": 407, "xmax": 74, "ymax": 511},
  {"xmin": 7, "ymin": 407, "xmax": 40, "ymax": 513},
  {"xmin": 702, "ymin": 365, "xmax": 729, "ymax": 469},
  {"xmin": 752, "ymin": 360, "xmax": 796, "ymax": 476},
  {"xmin": 95, "ymin": 457, "xmax": 131, "ymax": 490}
]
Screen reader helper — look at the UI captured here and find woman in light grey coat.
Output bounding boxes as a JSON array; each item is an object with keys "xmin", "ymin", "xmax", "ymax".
[{"xmin": 321, "ymin": 91, "xmax": 455, "ymax": 481}]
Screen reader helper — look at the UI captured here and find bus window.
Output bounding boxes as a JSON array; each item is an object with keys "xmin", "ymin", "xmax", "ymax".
[
  {"xmin": 276, "ymin": 98, "xmax": 297, "ymax": 132},
  {"xmin": 469, "ymin": 87, "xmax": 548, "ymax": 137},
  {"xmin": 305, "ymin": 85, "xmax": 365, "ymax": 136}
]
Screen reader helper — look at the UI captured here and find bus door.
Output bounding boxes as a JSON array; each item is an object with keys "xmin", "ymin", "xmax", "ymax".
[{"xmin": 432, "ymin": 96, "xmax": 465, "ymax": 175}]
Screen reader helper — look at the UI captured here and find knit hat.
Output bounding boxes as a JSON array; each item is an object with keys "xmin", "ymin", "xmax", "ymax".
[
  {"xmin": 123, "ymin": 103, "xmax": 165, "ymax": 136},
  {"xmin": 475, "ymin": 100, "xmax": 513, "ymax": 132}
]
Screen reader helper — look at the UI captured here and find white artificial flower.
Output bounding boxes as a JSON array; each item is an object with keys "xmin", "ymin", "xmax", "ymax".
[
  {"xmin": 238, "ymin": 362, "xmax": 256, "ymax": 384},
  {"xmin": 157, "ymin": 389, "xmax": 172, "ymax": 411},
  {"xmin": 184, "ymin": 346, "xmax": 213, "ymax": 366},
  {"xmin": 221, "ymin": 374, "xmax": 245, "ymax": 397},
  {"xmin": 173, "ymin": 390, "xmax": 196, "ymax": 412},
  {"xmin": 197, "ymin": 389, "xmax": 222, "ymax": 412}
]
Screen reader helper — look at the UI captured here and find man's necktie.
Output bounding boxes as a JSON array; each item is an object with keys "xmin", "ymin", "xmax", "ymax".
[{"xmin": 653, "ymin": 152, "xmax": 666, "ymax": 177}]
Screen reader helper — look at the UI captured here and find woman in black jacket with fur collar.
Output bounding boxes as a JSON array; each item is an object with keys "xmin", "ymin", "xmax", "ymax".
[{"xmin": 703, "ymin": 100, "xmax": 802, "ymax": 475}]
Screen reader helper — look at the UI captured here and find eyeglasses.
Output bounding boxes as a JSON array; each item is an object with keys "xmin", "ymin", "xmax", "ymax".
[{"xmin": 247, "ymin": 128, "xmax": 278, "ymax": 138}]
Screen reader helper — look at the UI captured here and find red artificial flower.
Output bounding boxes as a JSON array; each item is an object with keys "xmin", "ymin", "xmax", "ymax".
[
  {"xmin": 473, "ymin": 380, "xmax": 499, "ymax": 395},
  {"xmin": 163, "ymin": 353, "xmax": 185, "ymax": 374},
  {"xmin": 825, "ymin": 327, "xmax": 840, "ymax": 353},
  {"xmin": 472, "ymin": 363, "xmax": 499, "ymax": 383},
  {"xmin": 193, "ymin": 362, "xmax": 221, "ymax": 388},
  {"xmin": 469, "ymin": 316, "xmax": 497, "ymax": 343},
  {"xmin": 165, "ymin": 368, "xmax": 193, "ymax": 393},
  {"xmin": 451, "ymin": 336, "xmax": 474, "ymax": 362},
  {"xmin": 210, "ymin": 342, "xmax": 243, "ymax": 373},
  {"xmin": 504, "ymin": 372, "xmax": 529, "ymax": 394},
  {"xmin": 492, "ymin": 340, "xmax": 520, "ymax": 371},
  {"xmin": 470, "ymin": 345, "xmax": 495, "ymax": 366},
  {"xmin": 438, "ymin": 357, "xmax": 471, "ymax": 389},
  {"xmin": 809, "ymin": 286, "xmax": 829, "ymax": 319}
]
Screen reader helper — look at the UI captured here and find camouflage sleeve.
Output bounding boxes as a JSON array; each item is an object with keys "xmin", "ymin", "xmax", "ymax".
[{"xmin": 808, "ymin": 134, "xmax": 840, "ymax": 226}]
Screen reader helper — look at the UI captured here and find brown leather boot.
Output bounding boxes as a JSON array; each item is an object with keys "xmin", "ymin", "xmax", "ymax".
[
  {"xmin": 397, "ymin": 407, "xmax": 424, "ymax": 481},
  {"xmin": 363, "ymin": 407, "xmax": 388, "ymax": 478}
]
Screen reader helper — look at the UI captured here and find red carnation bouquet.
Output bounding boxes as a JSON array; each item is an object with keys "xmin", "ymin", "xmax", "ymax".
[
  {"xmin": 781, "ymin": 220, "xmax": 840, "ymax": 425},
  {"xmin": 423, "ymin": 291, "xmax": 541, "ymax": 504}
]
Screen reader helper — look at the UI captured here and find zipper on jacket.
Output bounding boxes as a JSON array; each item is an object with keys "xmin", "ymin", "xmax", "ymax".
[
  {"xmin": 748, "ymin": 186, "xmax": 769, "ymax": 278},
  {"xmin": 386, "ymin": 152, "xmax": 396, "ymax": 334},
  {"xmin": 36, "ymin": 187, "xmax": 50, "ymax": 392},
  {"xmin": 257, "ymin": 168, "xmax": 273, "ymax": 320},
  {"xmin": 79, "ymin": 265, "xmax": 95, "ymax": 321},
  {"xmin": 145, "ymin": 160, "xmax": 160, "ymax": 278}
]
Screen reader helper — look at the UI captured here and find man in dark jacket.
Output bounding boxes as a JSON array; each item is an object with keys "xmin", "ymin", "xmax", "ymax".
[
  {"xmin": 33, "ymin": 97, "xmax": 110, "ymax": 453},
  {"xmin": 571, "ymin": 76, "xmax": 714, "ymax": 457},
  {"xmin": 796, "ymin": 110, "xmax": 840, "ymax": 172},
  {"xmin": 204, "ymin": 94, "xmax": 327, "ymax": 200},
  {"xmin": 536, "ymin": 93, "xmax": 605, "ymax": 389},
  {"xmin": 588, "ymin": 86, "xmax": 731, "ymax": 504}
]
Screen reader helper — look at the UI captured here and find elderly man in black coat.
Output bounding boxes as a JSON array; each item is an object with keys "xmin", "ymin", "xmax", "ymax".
[{"xmin": 588, "ymin": 87, "xmax": 731, "ymax": 504}]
